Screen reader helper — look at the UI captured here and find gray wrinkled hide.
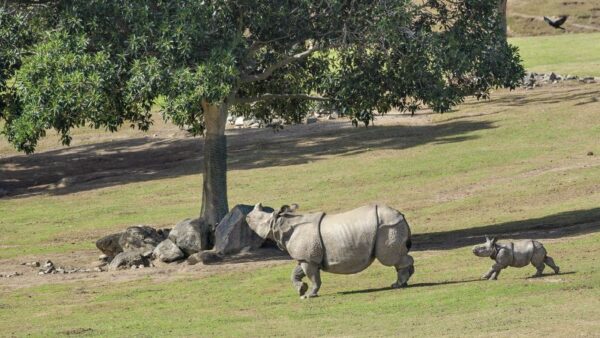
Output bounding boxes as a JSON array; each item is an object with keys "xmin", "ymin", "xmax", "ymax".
[
  {"xmin": 153, "ymin": 239, "xmax": 185, "ymax": 263},
  {"xmin": 473, "ymin": 237, "xmax": 560, "ymax": 280},
  {"xmin": 270, "ymin": 212, "xmax": 325, "ymax": 265},
  {"xmin": 96, "ymin": 233, "xmax": 123, "ymax": 258},
  {"xmin": 321, "ymin": 205, "xmax": 412, "ymax": 273},
  {"xmin": 118, "ymin": 225, "xmax": 164, "ymax": 253},
  {"xmin": 169, "ymin": 218, "xmax": 210, "ymax": 255},
  {"xmin": 108, "ymin": 251, "xmax": 149, "ymax": 270},
  {"xmin": 215, "ymin": 204, "xmax": 272, "ymax": 255},
  {"xmin": 247, "ymin": 204, "xmax": 414, "ymax": 298}
]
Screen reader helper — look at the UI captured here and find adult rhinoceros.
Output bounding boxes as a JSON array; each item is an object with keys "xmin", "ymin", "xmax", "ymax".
[{"xmin": 246, "ymin": 203, "xmax": 415, "ymax": 298}]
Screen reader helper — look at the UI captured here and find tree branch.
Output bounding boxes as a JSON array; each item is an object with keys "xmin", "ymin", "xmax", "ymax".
[
  {"xmin": 240, "ymin": 44, "xmax": 321, "ymax": 83},
  {"xmin": 232, "ymin": 93, "xmax": 330, "ymax": 105}
]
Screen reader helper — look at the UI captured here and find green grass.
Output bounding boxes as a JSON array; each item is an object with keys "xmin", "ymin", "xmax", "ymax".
[
  {"xmin": 1, "ymin": 234, "xmax": 599, "ymax": 336},
  {"xmin": 510, "ymin": 32, "xmax": 600, "ymax": 76},
  {"xmin": 1, "ymin": 82, "xmax": 599, "ymax": 336},
  {"xmin": 2, "ymin": 30, "xmax": 600, "ymax": 336}
]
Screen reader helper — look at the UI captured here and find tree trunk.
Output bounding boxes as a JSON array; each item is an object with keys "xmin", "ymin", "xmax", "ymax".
[
  {"xmin": 498, "ymin": 0, "xmax": 508, "ymax": 37},
  {"xmin": 200, "ymin": 100, "xmax": 229, "ymax": 248}
]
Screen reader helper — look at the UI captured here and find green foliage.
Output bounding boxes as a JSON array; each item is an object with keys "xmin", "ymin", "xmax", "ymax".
[{"xmin": 0, "ymin": 0, "xmax": 523, "ymax": 153}]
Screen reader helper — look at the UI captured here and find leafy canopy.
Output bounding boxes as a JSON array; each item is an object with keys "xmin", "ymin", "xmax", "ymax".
[{"xmin": 0, "ymin": 0, "xmax": 523, "ymax": 153}]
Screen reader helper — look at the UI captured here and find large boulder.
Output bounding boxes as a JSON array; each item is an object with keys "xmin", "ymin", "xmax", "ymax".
[
  {"xmin": 96, "ymin": 233, "xmax": 123, "ymax": 258},
  {"xmin": 153, "ymin": 239, "xmax": 185, "ymax": 263},
  {"xmin": 118, "ymin": 225, "xmax": 164, "ymax": 253},
  {"xmin": 169, "ymin": 218, "xmax": 211, "ymax": 255},
  {"xmin": 215, "ymin": 204, "xmax": 273, "ymax": 255},
  {"xmin": 187, "ymin": 251, "xmax": 223, "ymax": 265},
  {"xmin": 108, "ymin": 251, "xmax": 149, "ymax": 271}
]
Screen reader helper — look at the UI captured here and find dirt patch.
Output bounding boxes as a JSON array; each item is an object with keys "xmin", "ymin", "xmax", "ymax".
[{"xmin": 0, "ymin": 248, "xmax": 292, "ymax": 291}]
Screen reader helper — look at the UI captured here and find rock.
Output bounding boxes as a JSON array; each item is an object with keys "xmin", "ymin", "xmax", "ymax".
[
  {"xmin": 96, "ymin": 233, "xmax": 123, "ymax": 257},
  {"xmin": 581, "ymin": 77, "xmax": 596, "ymax": 84},
  {"xmin": 249, "ymin": 122, "xmax": 261, "ymax": 128},
  {"xmin": 234, "ymin": 116, "xmax": 245, "ymax": 127},
  {"xmin": 169, "ymin": 218, "xmax": 210, "ymax": 255},
  {"xmin": 56, "ymin": 177, "xmax": 76, "ymax": 188},
  {"xmin": 108, "ymin": 252, "xmax": 148, "ymax": 271},
  {"xmin": 587, "ymin": 151, "xmax": 594, "ymax": 156},
  {"xmin": 157, "ymin": 228, "xmax": 171, "ymax": 240},
  {"xmin": 153, "ymin": 239, "xmax": 185, "ymax": 263},
  {"xmin": 141, "ymin": 250, "xmax": 154, "ymax": 259},
  {"xmin": 227, "ymin": 115, "xmax": 235, "ymax": 124},
  {"xmin": 215, "ymin": 204, "xmax": 273, "ymax": 255},
  {"xmin": 306, "ymin": 116, "xmax": 318, "ymax": 124},
  {"xmin": 118, "ymin": 225, "xmax": 163, "ymax": 253},
  {"xmin": 22, "ymin": 261, "xmax": 40, "ymax": 267},
  {"xmin": 329, "ymin": 112, "xmax": 339, "ymax": 119},
  {"xmin": 549, "ymin": 72, "xmax": 558, "ymax": 81},
  {"xmin": 187, "ymin": 251, "xmax": 223, "ymax": 265}
]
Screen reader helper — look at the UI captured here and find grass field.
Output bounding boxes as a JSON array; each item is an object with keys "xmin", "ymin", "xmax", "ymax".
[
  {"xmin": 2, "ymin": 33, "xmax": 600, "ymax": 336},
  {"xmin": 510, "ymin": 32, "xmax": 600, "ymax": 76}
]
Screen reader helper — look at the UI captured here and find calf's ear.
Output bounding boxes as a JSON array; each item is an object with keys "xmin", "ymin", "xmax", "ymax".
[
  {"xmin": 254, "ymin": 203, "xmax": 264, "ymax": 211},
  {"xmin": 490, "ymin": 237, "xmax": 497, "ymax": 245}
]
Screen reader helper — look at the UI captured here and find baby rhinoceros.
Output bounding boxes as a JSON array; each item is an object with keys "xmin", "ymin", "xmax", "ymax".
[
  {"xmin": 246, "ymin": 203, "xmax": 415, "ymax": 299},
  {"xmin": 472, "ymin": 237, "xmax": 560, "ymax": 280}
]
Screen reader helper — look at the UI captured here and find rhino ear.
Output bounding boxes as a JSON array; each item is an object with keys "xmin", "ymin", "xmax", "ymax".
[
  {"xmin": 485, "ymin": 235, "xmax": 490, "ymax": 243},
  {"xmin": 254, "ymin": 203, "xmax": 263, "ymax": 211},
  {"xmin": 490, "ymin": 237, "xmax": 497, "ymax": 245},
  {"xmin": 278, "ymin": 205, "xmax": 290, "ymax": 215},
  {"xmin": 289, "ymin": 203, "xmax": 299, "ymax": 212}
]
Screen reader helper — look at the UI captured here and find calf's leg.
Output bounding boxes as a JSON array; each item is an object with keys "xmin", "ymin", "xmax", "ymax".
[
  {"xmin": 484, "ymin": 263, "xmax": 506, "ymax": 280},
  {"xmin": 291, "ymin": 263, "xmax": 308, "ymax": 296},
  {"xmin": 300, "ymin": 262, "xmax": 321, "ymax": 299},
  {"xmin": 544, "ymin": 256, "xmax": 560, "ymax": 274}
]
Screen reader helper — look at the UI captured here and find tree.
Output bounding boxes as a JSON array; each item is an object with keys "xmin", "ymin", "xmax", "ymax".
[
  {"xmin": 1, "ymin": 0, "xmax": 523, "ymax": 248},
  {"xmin": 498, "ymin": 0, "xmax": 508, "ymax": 36}
]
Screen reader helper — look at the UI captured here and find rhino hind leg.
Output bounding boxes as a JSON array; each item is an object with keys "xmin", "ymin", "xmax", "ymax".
[
  {"xmin": 291, "ymin": 263, "xmax": 308, "ymax": 296},
  {"xmin": 300, "ymin": 262, "xmax": 321, "ymax": 299},
  {"xmin": 532, "ymin": 261, "xmax": 545, "ymax": 277},
  {"xmin": 544, "ymin": 256, "xmax": 560, "ymax": 274},
  {"xmin": 392, "ymin": 263, "xmax": 415, "ymax": 288}
]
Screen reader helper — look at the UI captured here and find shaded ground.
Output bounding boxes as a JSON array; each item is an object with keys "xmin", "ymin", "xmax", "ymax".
[{"xmin": 1, "ymin": 113, "xmax": 493, "ymax": 197}]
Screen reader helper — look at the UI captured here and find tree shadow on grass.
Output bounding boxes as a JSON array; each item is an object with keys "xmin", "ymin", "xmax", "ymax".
[
  {"xmin": 412, "ymin": 208, "xmax": 600, "ymax": 251},
  {"xmin": 0, "ymin": 119, "xmax": 494, "ymax": 198}
]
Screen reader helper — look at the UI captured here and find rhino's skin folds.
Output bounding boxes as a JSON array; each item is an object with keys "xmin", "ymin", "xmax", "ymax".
[
  {"xmin": 473, "ymin": 237, "xmax": 560, "ymax": 280},
  {"xmin": 246, "ymin": 203, "xmax": 414, "ymax": 298}
]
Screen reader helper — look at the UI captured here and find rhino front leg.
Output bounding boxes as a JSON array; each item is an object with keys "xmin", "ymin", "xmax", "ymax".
[
  {"xmin": 291, "ymin": 263, "xmax": 308, "ymax": 296},
  {"xmin": 484, "ymin": 263, "xmax": 506, "ymax": 280},
  {"xmin": 300, "ymin": 262, "xmax": 321, "ymax": 299}
]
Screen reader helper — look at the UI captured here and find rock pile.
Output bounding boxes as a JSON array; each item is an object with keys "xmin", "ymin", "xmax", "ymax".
[
  {"xmin": 35, "ymin": 260, "xmax": 92, "ymax": 275},
  {"xmin": 95, "ymin": 204, "xmax": 274, "ymax": 270},
  {"xmin": 522, "ymin": 72, "xmax": 598, "ymax": 89}
]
